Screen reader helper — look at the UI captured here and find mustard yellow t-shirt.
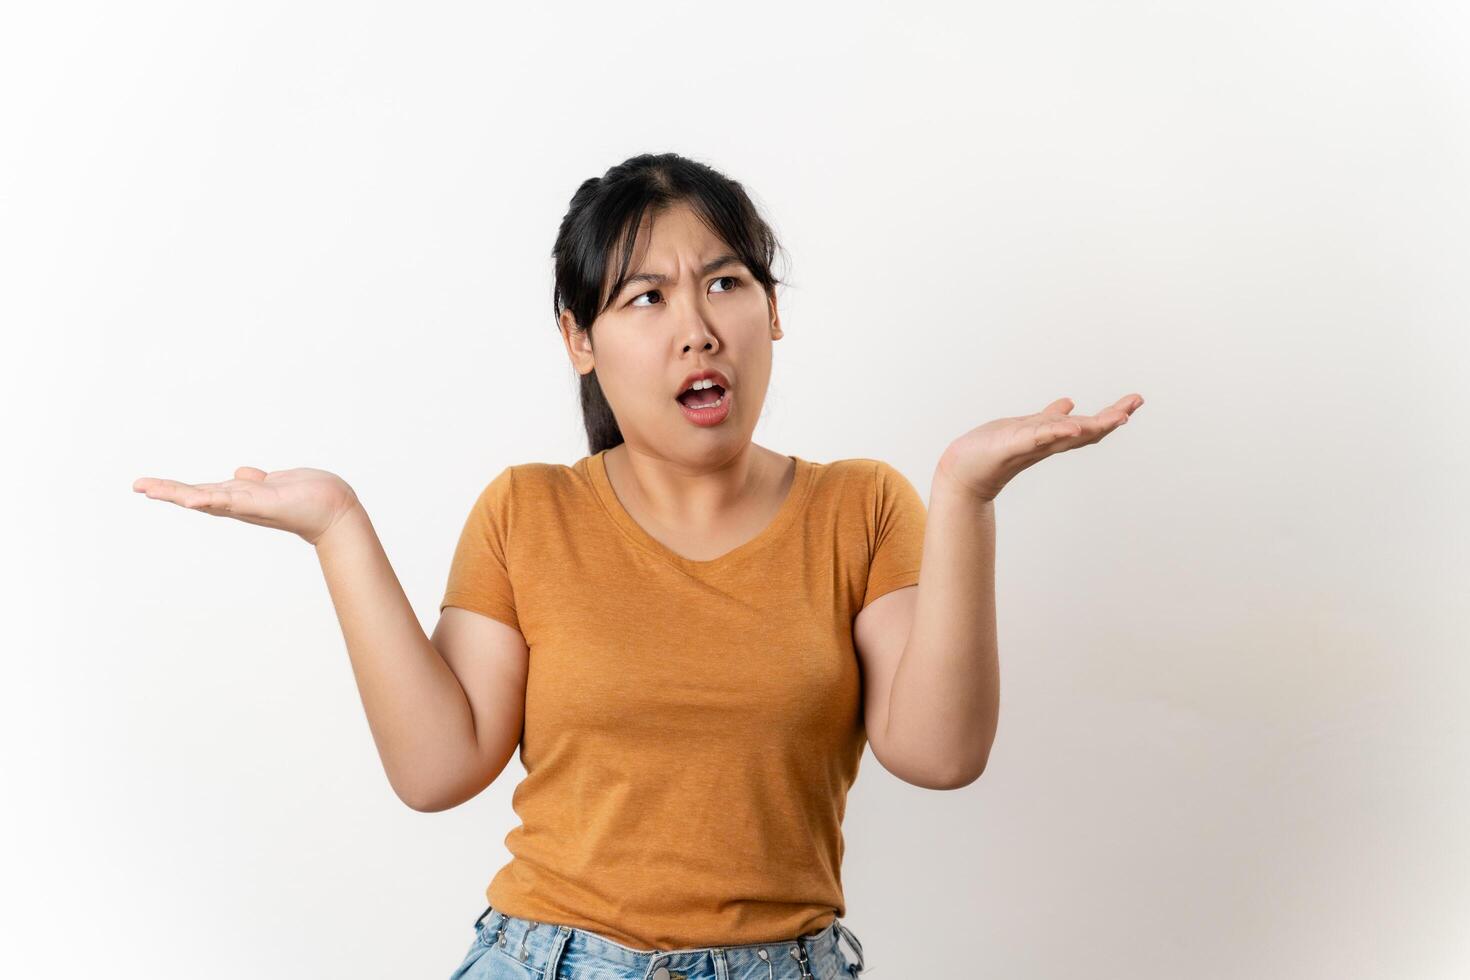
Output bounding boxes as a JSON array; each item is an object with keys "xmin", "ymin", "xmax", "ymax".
[{"xmin": 439, "ymin": 448, "xmax": 926, "ymax": 950}]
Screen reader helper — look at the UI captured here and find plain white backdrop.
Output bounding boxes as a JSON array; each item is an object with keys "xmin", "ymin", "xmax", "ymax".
[{"xmin": 4, "ymin": 1, "xmax": 1468, "ymax": 977}]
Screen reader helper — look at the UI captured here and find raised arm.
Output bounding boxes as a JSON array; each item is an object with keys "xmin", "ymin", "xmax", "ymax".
[{"xmin": 132, "ymin": 466, "xmax": 526, "ymax": 811}]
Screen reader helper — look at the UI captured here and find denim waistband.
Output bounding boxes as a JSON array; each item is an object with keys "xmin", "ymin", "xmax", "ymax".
[{"xmin": 468, "ymin": 904, "xmax": 867, "ymax": 978}]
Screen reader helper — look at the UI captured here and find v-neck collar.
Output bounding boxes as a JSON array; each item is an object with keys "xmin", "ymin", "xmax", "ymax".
[{"xmin": 587, "ymin": 448, "xmax": 815, "ymax": 570}]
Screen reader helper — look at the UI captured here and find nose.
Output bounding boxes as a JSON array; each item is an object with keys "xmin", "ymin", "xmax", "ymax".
[
  {"xmin": 669, "ymin": 281, "xmax": 720, "ymax": 353},
  {"xmin": 680, "ymin": 319, "xmax": 718, "ymax": 353}
]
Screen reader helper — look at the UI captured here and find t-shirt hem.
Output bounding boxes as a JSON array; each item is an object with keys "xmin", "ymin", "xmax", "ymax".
[
  {"xmin": 440, "ymin": 591, "xmax": 521, "ymax": 633},
  {"xmin": 861, "ymin": 572, "xmax": 920, "ymax": 610}
]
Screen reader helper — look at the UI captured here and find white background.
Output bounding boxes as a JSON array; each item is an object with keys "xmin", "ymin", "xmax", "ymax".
[{"xmin": 4, "ymin": 1, "xmax": 1468, "ymax": 977}]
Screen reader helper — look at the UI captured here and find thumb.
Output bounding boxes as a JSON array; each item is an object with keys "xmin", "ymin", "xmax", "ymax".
[
  {"xmin": 234, "ymin": 466, "xmax": 269, "ymax": 481},
  {"xmin": 1040, "ymin": 396, "xmax": 1075, "ymax": 416}
]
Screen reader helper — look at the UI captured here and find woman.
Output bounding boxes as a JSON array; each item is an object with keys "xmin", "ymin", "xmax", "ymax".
[{"xmin": 133, "ymin": 151, "xmax": 1142, "ymax": 979}]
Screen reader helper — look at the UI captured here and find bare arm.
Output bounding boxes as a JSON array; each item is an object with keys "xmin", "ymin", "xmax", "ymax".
[
  {"xmin": 132, "ymin": 465, "xmax": 525, "ymax": 813},
  {"xmin": 315, "ymin": 502, "xmax": 526, "ymax": 812}
]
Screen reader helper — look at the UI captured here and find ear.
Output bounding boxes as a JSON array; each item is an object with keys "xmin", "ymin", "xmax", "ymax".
[
  {"xmin": 768, "ymin": 288, "xmax": 783, "ymax": 340},
  {"xmin": 560, "ymin": 309, "xmax": 595, "ymax": 375}
]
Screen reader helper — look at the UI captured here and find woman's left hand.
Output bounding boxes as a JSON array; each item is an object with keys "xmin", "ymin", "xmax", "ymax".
[{"xmin": 936, "ymin": 393, "xmax": 1144, "ymax": 502}]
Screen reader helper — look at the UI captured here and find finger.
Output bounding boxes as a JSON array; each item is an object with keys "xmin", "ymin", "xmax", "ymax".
[
  {"xmin": 1040, "ymin": 397, "xmax": 1075, "ymax": 416},
  {"xmin": 1112, "ymin": 393, "xmax": 1143, "ymax": 419},
  {"xmin": 1075, "ymin": 405, "xmax": 1133, "ymax": 443},
  {"xmin": 181, "ymin": 487, "xmax": 249, "ymax": 514},
  {"xmin": 1084, "ymin": 395, "xmax": 1141, "ymax": 430},
  {"xmin": 235, "ymin": 466, "xmax": 269, "ymax": 481},
  {"xmin": 133, "ymin": 477, "xmax": 200, "ymax": 503},
  {"xmin": 135, "ymin": 478, "xmax": 236, "ymax": 511},
  {"xmin": 1032, "ymin": 418, "xmax": 1084, "ymax": 448}
]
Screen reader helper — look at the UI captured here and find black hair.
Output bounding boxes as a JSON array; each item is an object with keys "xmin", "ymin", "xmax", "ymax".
[{"xmin": 551, "ymin": 152, "xmax": 790, "ymax": 456}]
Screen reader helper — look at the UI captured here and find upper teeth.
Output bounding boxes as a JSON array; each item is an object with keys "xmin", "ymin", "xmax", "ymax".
[{"xmin": 690, "ymin": 378, "xmax": 718, "ymax": 390}]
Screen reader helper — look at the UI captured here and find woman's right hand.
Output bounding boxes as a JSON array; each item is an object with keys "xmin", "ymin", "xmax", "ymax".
[{"xmin": 131, "ymin": 466, "xmax": 361, "ymax": 547}]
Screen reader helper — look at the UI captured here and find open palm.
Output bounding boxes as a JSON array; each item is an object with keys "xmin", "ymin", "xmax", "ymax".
[
  {"xmin": 131, "ymin": 466, "xmax": 359, "ymax": 546},
  {"xmin": 938, "ymin": 393, "xmax": 1144, "ymax": 501}
]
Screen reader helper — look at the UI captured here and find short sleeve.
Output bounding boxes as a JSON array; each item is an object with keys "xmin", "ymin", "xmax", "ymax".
[
  {"xmin": 440, "ymin": 465, "xmax": 520, "ymax": 632},
  {"xmin": 862, "ymin": 459, "xmax": 927, "ymax": 610}
]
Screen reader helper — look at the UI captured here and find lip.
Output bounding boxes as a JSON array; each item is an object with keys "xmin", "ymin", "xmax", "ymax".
[
  {"xmin": 676, "ymin": 386, "xmax": 733, "ymax": 427},
  {"xmin": 675, "ymin": 368, "xmax": 732, "ymax": 397}
]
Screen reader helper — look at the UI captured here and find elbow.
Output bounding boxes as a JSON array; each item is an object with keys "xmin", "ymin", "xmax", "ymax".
[
  {"xmin": 400, "ymin": 781, "xmax": 483, "ymax": 812},
  {"xmin": 938, "ymin": 761, "xmax": 986, "ymax": 790},
  {"xmin": 899, "ymin": 763, "xmax": 984, "ymax": 791},
  {"xmin": 398, "ymin": 788, "xmax": 444, "ymax": 813},
  {"xmin": 936, "ymin": 729, "xmax": 998, "ymax": 790},
  {"xmin": 877, "ymin": 744, "xmax": 988, "ymax": 791},
  {"xmin": 394, "ymin": 779, "xmax": 458, "ymax": 813},
  {"xmin": 932, "ymin": 750, "xmax": 989, "ymax": 790},
  {"xmin": 870, "ymin": 728, "xmax": 987, "ymax": 787},
  {"xmin": 397, "ymin": 760, "xmax": 507, "ymax": 812}
]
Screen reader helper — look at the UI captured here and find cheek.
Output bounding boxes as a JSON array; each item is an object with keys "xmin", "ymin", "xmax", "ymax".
[{"xmin": 600, "ymin": 351, "xmax": 673, "ymax": 409}]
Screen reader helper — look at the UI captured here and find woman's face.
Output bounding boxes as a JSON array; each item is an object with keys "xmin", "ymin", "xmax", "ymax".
[{"xmin": 560, "ymin": 201, "xmax": 782, "ymax": 461}]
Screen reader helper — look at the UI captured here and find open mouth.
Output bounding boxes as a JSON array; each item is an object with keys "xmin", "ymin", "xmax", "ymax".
[{"xmin": 676, "ymin": 384, "xmax": 727, "ymax": 410}]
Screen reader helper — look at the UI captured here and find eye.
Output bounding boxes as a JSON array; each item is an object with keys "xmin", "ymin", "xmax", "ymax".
[{"xmin": 629, "ymin": 275, "xmax": 742, "ymax": 308}]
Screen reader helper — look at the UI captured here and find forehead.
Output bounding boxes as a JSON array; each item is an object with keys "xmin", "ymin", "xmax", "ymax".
[{"xmin": 614, "ymin": 202, "xmax": 728, "ymax": 271}]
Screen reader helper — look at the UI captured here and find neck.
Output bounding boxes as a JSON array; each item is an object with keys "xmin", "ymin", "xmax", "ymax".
[{"xmin": 607, "ymin": 442, "xmax": 775, "ymax": 529}]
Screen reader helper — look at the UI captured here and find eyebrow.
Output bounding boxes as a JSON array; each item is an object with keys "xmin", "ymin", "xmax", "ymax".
[{"xmin": 617, "ymin": 252, "xmax": 745, "ymax": 296}]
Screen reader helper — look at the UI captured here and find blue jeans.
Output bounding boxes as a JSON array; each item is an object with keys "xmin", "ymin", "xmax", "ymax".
[{"xmin": 447, "ymin": 904, "xmax": 868, "ymax": 980}]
